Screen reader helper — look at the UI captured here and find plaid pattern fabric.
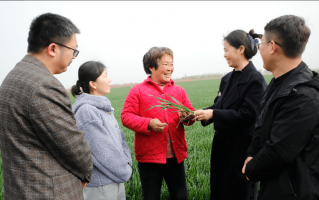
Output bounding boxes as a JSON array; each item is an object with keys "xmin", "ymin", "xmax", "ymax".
[{"xmin": 0, "ymin": 55, "xmax": 93, "ymax": 199}]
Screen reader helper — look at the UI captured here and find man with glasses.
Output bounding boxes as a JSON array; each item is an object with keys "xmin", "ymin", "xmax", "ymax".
[
  {"xmin": 0, "ymin": 13, "xmax": 93, "ymax": 199},
  {"xmin": 55, "ymin": 42, "xmax": 80, "ymax": 57},
  {"xmin": 242, "ymin": 15, "xmax": 319, "ymax": 199}
]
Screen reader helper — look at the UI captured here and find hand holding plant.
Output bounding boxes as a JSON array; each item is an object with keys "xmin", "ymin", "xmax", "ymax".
[
  {"xmin": 179, "ymin": 111, "xmax": 195, "ymax": 122},
  {"xmin": 145, "ymin": 94, "xmax": 196, "ymax": 128}
]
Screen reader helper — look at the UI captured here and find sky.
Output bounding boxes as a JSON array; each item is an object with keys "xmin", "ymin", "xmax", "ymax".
[{"xmin": 1, "ymin": 1, "xmax": 319, "ymax": 89}]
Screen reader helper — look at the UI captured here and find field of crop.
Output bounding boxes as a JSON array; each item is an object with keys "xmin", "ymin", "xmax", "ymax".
[{"xmin": 0, "ymin": 75, "xmax": 273, "ymax": 200}]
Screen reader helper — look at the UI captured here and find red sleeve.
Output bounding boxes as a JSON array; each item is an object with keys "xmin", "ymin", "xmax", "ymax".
[
  {"xmin": 120, "ymin": 86, "xmax": 155, "ymax": 135},
  {"xmin": 181, "ymin": 87, "xmax": 195, "ymax": 112},
  {"xmin": 181, "ymin": 87, "xmax": 195, "ymax": 126}
]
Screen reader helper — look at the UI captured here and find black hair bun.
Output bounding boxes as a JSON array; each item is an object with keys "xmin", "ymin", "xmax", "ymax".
[{"xmin": 249, "ymin": 29, "xmax": 262, "ymax": 39}]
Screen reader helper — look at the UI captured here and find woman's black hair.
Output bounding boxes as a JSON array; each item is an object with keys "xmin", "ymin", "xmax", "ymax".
[
  {"xmin": 71, "ymin": 61, "xmax": 106, "ymax": 97},
  {"xmin": 223, "ymin": 29, "xmax": 263, "ymax": 60}
]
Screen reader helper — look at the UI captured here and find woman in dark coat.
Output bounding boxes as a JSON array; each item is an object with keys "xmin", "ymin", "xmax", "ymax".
[{"xmin": 195, "ymin": 29, "xmax": 267, "ymax": 200}]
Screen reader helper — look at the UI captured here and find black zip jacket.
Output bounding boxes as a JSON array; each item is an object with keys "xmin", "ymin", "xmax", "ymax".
[{"xmin": 246, "ymin": 61, "xmax": 319, "ymax": 200}]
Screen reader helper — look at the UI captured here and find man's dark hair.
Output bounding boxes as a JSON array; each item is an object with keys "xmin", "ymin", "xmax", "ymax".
[
  {"xmin": 143, "ymin": 47, "xmax": 173, "ymax": 75},
  {"xmin": 264, "ymin": 15, "xmax": 311, "ymax": 58},
  {"xmin": 224, "ymin": 29, "xmax": 262, "ymax": 60},
  {"xmin": 27, "ymin": 13, "xmax": 80, "ymax": 53},
  {"xmin": 71, "ymin": 61, "xmax": 106, "ymax": 97}
]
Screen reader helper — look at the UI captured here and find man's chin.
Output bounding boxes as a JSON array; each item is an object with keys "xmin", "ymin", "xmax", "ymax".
[
  {"xmin": 59, "ymin": 68, "xmax": 67, "ymax": 74},
  {"xmin": 263, "ymin": 64, "xmax": 270, "ymax": 72}
]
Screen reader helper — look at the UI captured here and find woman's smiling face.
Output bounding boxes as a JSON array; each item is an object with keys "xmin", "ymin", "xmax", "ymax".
[
  {"xmin": 150, "ymin": 54, "xmax": 174, "ymax": 84},
  {"xmin": 224, "ymin": 40, "xmax": 242, "ymax": 68}
]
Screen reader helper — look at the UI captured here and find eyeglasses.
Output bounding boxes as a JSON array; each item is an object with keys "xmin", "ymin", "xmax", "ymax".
[
  {"xmin": 256, "ymin": 41, "xmax": 282, "ymax": 50},
  {"xmin": 54, "ymin": 42, "xmax": 79, "ymax": 57}
]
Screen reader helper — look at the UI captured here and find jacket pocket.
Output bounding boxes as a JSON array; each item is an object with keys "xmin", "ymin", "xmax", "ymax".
[
  {"xmin": 260, "ymin": 169, "xmax": 298, "ymax": 200},
  {"xmin": 135, "ymin": 134, "xmax": 151, "ymax": 158},
  {"xmin": 53, "ymin": 172, "xmax": 83, "ymax": 200}
]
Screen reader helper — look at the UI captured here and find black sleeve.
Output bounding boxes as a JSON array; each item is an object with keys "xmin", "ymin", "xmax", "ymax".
[
  {"xmin": 246, "ymin": 123, "xmax": 262, "ymax": 157},
  {"xmin": 245, "ymin": 88, "xmax": 318, "ymax": 182},
  {"xmin": 247, "ymin": 79, "xmax": 273, "ymax": 157}
]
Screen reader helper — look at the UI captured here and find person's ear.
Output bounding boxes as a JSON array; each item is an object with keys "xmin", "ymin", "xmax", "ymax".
[
  {"xmin": 270, "ymin": 40, "xmax": 277, "ymax": 55},
  {"xmin": 47, "ymin": 43, "xmax": 57, "ymax": 57},
  {"xmin": 89, "ymin": 81, "xmax": 97, "ymax": 90},
  {"xmin": 239, "ymin": 45, "xmax": 245, "ymax": 55},
  {"xmin": 149, "ymin": 67, "xmax": 154, "ymax": 74}
]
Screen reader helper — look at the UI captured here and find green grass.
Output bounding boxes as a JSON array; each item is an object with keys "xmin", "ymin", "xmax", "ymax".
[{"xmin": 0, "ymin": 75, "xmax": 273, "ymax": 200}]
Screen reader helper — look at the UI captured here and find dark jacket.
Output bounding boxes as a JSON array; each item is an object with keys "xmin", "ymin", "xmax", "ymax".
[
  {"xmin": 246, "ymin": 62, "xmax": 319, "ymax": 200},
  {"xmin": 201, "ymin": 61, "xmax": 267, "ymax": 200},
  {"xmin": 0, "ymin": 55, "xmax": 93, "ymax": 199}
]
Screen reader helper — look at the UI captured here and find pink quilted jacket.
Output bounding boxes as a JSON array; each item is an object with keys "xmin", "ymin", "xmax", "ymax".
[{"xmin": 121, "ymin": 77, "xmax": 195, "ymax": 164}]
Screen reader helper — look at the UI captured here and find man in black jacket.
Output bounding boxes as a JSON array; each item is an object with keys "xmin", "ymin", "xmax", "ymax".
[{"xmin": 242, "ymin": 15, "xmax": 319, "ymax": 200}]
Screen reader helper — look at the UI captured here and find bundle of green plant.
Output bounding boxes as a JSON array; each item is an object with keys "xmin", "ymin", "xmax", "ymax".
[{"xmin": 145, "ymin": 94, "xmax": 196, "ymax": 128}]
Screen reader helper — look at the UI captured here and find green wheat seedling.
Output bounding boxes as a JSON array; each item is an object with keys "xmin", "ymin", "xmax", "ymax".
[{"xmin": 145, "ymin": 94, "xmax": 196, "ymax": 128}]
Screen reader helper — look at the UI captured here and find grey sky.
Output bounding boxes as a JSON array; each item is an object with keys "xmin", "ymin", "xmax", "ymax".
[{"xmin": 1, "ymin": 1, "xmax": 318, "ymax": 89}]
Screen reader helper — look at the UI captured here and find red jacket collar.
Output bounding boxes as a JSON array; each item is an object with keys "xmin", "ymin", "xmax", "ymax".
[{"xmin": 144, "ymin": 76, "xmax": 175, "ymax": 87}]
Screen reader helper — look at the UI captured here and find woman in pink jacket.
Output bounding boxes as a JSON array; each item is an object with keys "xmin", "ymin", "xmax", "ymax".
[{"xmin": 121, "ymin": 47, "xmax": 195, "ymax": 200}]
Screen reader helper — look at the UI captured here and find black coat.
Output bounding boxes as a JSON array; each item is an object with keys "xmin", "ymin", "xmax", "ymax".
[
  {"xmin": 246, "ymin": 62, "xmax": 319, "ymax": 200},
  {"xmin": 201, "ymin": 62, "xmax": 267, "ymax": 200}
]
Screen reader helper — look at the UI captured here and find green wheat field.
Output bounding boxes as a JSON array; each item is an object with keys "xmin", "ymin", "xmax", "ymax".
[{"xmin": 0, "ymin": 75, "xmax": 273, "ymax": 200}]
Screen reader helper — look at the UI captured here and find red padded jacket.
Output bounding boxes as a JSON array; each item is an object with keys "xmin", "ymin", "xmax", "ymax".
[{"xmin": 121, "ymin": 77, "xmax": 195, "ymax": 164}]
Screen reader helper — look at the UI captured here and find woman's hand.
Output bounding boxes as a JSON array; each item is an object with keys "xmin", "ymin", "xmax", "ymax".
[
  {"xmin": 148, "ymin": 118, "xmax": 166, "ymax": 132},
  {"xmin": 179, "ymin": 111, "xmax": 195, "ymax": 121},
  {"xmin": 195, "ymin": 109, "xmax": 213, "ymax": 121}
]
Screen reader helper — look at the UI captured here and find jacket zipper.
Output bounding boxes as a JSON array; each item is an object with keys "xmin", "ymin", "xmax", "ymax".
[{"xmin": 287, "ymin": 167, "xmax": 297, "ymax": 197}]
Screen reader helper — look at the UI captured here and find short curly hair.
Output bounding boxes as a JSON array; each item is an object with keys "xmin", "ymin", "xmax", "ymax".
[
  {"xmin": 143, "ymin": 47, "xmax": 173, "ymax": 75},
  {"xmin": 264, "ymin": 15, "xmax": 311, "ymax": 58}
]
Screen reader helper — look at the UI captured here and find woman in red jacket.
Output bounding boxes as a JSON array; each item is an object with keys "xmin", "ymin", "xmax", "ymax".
[{"xmin": 121, "ymin": 47, "xmax": 195, "ymax": 200}]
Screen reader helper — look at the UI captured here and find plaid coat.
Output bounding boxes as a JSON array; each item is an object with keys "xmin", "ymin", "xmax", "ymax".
[{"xmin": 0, "ymin": 55, "xmax": 93, "ymax": 199}]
